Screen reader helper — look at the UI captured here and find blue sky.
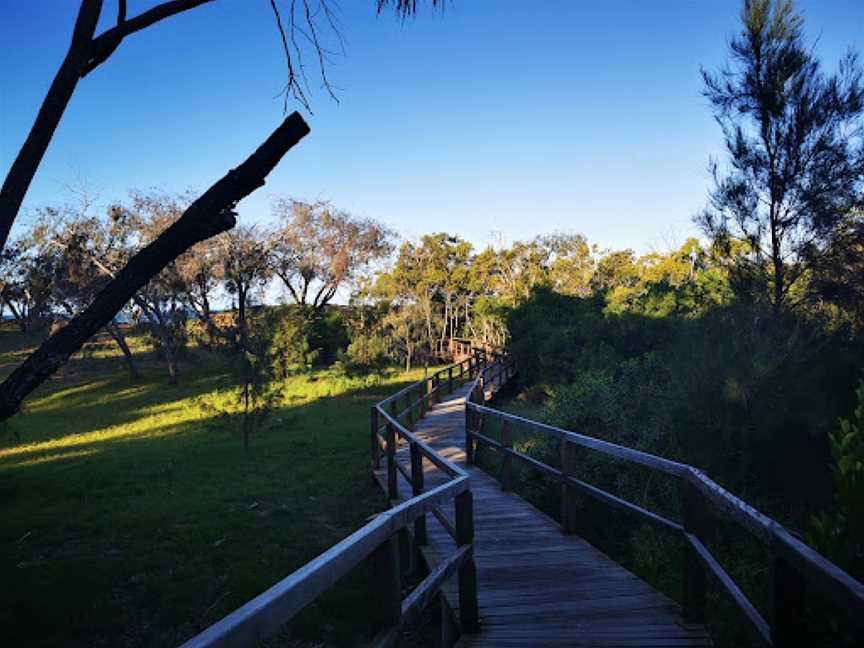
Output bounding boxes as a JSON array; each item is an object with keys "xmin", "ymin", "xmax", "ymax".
[{"xmin": 1, "ymin": 1, "xmax": 862, "ymax": 254}]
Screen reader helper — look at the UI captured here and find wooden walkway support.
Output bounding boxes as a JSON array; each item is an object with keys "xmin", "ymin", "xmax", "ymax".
[
  {"xmin": 375, "ymin": 380, "xmax": 712, "ymax": 647},
  {"xmin": 182, "ymin": 340, "xmax": 864, "ymax": 648}
]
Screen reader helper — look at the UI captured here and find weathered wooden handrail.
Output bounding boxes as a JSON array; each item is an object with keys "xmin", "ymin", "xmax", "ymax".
[
  {"xmin": 179, "ymin": 477, "xmax": 468, "ymax": 648},
  {"xmin": 464, "ymin": 351, "xmax": 864, "ymax": 646},
  {"xmin": 367, "ymin": 351, "xmax": 484, "ymax": 640},
  {"xmin": 181, "ymin": 343, "xmax": 487, "ymax": 648}
]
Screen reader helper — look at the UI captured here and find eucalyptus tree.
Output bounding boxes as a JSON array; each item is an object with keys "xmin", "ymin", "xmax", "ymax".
[
  {"xmin": 38, "ymin": 210, "xmax": 142, "ymax": 378},
  {"xmin": 218, "ymin": 225, "xmax": 272, "ymax": 351},
  {"xmin": 0, "ymin": 0, "xmax": 386, "ymax": 255},
  {"xmin": 269, "ymin": 199, "xmax": 393, "ymax": 316},
  {"xmin": 175, "ymin": 238, "xmax": 224, "ymax": 348},
  {"xmin": 0, "ymin": 0, "xmax": 440, "ymax": 420},
  {"xmin": 0, "ymin": 241, "xmax": 29, "ymax": 331},
  {"xmin": 543, "ymin": 233, "xmax": 594, "ymax": 298},
  {"xmin": 697, "ymin": 0, "xmax": 864, "ymax": 311}
]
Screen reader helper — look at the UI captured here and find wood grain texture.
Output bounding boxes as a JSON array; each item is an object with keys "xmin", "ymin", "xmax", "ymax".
[{"xmin": 374, "ymin": 385, "xmax": 712, "ymax": 647}]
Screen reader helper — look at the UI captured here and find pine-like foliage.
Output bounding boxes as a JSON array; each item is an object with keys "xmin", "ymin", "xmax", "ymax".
[{"xmin": 698, "ymin": 0, "xmax": 864, "ymax": 310}]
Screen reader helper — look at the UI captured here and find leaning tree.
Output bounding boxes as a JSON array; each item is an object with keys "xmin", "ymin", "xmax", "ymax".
[{"xmin": 0, "ymin": 0, "xmax": 440, "ymax": 421}]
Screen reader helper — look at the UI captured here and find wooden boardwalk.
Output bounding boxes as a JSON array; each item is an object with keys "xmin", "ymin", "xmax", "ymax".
[{"xmin": 375, "ymin": 384, "xmax": 711, "ymax": 647}]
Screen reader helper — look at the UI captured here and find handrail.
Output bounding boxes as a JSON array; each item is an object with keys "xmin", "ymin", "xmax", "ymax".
[
  {"xmin": 464, "ymin": 350, "xmax": 864, "ymax": 646},
  {"xmin": 369, "ymin": 348, "xmax": 485, "ymax": 641},
  {"xmin": 181, "ymin": 341, "xmax": 488, "ymax": 648}
]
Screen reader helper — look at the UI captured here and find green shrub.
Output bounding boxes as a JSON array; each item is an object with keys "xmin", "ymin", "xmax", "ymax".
[
  {"xmin": 344, "ymin": 333, "xmax": 390, "ymax": 372},
  {"xmin": 809, "ymin": 378, "xmax": 864, "ymax": 579}
]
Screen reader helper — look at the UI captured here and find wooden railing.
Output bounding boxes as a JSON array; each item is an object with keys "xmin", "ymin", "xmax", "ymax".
[
  {"xmin": 464, "ymin": 350, "xmax": 864, "ymax": 647},
  {"xmin": 369, "ymin": 352, "xmax": 487, "ymax": 641},
  {"xmin": 448, "ymin": 337, "xmax": 505, "ymax": 362},
  {"xmin": 180, "ymin": 351, "xmax": 488, "ymax": 648}
]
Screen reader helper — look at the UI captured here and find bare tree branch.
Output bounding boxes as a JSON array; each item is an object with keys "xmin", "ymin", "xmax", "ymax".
[
  {"xmin": 1, "ymin": 0, "xmax": 331, "ymax": 257},
  {"xmin": 0, "ymin": 113, "xmax": 310, "ymax": 421},
  {"xmin": 83, "ymin": 0, "xmax": 216, "ymax": 76},
  {"xmin": 0, "ymin": 0, "xmax": 104, "ymax": 256}
]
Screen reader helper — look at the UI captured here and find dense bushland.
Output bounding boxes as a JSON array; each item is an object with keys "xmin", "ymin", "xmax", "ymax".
[{"xmin": 498, "ymin": 285, "xmax": 864, "ymax": 645}]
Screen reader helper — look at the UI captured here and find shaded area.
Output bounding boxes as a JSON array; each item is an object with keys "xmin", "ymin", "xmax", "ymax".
[
  {"xmin": 492, "ymin": 287, "xmax": 864, "ymax": 646},
  {"xmin": 0, "ymin": 335, "xmax": 435, "ymax": 647}
]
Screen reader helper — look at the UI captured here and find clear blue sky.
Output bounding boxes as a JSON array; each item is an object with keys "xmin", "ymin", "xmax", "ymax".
[{"xmin": 1, "ymin": 1, "xmax": 862, "ymax": 254}]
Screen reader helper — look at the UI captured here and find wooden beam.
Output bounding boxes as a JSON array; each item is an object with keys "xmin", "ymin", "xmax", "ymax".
[
  {"xmin": 455, "ymin": 490, "xmax": 480, "ymax": 634},
  {"xmin": 681, "ymin": 481, "xmax": 706, "ymax": 623},
  {"xmin": 560, "ymin": 436, "xmax": 579, "ymax": 535},
  {"xmin": 410, "ymin": 442, "xmax": 427, "ymax": 546},
  {"xmin": 368, "ymin": 535, "xmax": 401, "ymax": 638},
  {"xmin": 501, "ymin": 420, "xmax": 513, "ymax": 492}
]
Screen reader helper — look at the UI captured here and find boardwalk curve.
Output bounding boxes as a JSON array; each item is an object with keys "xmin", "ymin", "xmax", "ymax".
[
  {"xmin": 375, "ymin": 381, "xmax": 712, "ymax": 647},
  {"xmin": 182, "ymin": 341, "xmax": 864, "ymax": 648}
]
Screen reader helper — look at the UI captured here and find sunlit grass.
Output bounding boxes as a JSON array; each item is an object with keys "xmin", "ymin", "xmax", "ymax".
[
  {"xmin": 12, "ymin": 448, "xmax": 102, "ymax": 468},
  {"xmin": 0, "ymin": 325, "xmax": 433, "ymax": 647}
]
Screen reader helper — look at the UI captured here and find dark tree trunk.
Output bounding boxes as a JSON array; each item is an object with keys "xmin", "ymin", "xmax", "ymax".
[
  {"xmin": 147, "ymin": 307, "xmax": 178, "ymax": 384},
  {"xmin": 0, "ymin": 113, "xmax": 309, "ymax": 421},
  {"xmin": 237, "ymin": 283, "xmax": 248, "ymax": 351},
  {"xmin": 0, "ymin": 0, "xmax": 103, "ymax": 254},
  {"xmin": 200, "ymin": 293, "xmax": 219, "ymax": 347},
  {"xmin": 106, "ymin": 322, "xmax": 140, "ymax": 379},
  {"xmin": 2, "ymin": 297, "xmax": 24, "ymax": 331},
  {"xmin": 0, "ymin": 0, "xmax": 216, "ymax": 255},
  {"xmin": 159, "ymin": 327, "xmax": 179, "ymax": 384}
]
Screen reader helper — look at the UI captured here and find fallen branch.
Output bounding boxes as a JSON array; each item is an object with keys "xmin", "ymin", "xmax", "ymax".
[{"xmin": 0, "ymin": 112, "xmax": 310, "ymax": 421}]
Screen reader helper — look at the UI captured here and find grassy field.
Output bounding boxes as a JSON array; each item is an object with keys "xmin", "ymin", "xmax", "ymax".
[{"xmin": 0, "ymin": 325, "xmax": 430, "ymax": 647}]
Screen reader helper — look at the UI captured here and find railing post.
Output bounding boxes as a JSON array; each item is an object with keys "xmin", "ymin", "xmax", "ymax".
[
  {"xmin": 465, "ymin": 401, "xmax": 475, "ymax": 465},
  {"xmin": 406, "ymin": 390, "xmax": 414, "ymax": 429},
  {"xmin": 448, "ymin": 366, "xmax": 454, "ymax": 394},
  {"xmin": 455, "ymin": 490, "xmax": 480, "ymax": 634},
  {"xmin": 370, "ymin": 406, "xmax": 380, "ymax": 476},
  {"xmin": 419, "ymin": 383, "xmax": 426, "ymax": 419},
  {"xmin": 426, "ymin": 376, "xmax": 434, "ymax": 409},
  {"xmin": 560, "ymin": 436, "xmax": 578, "ymax": 534},
  {"xmin": 680, "ymin": 480, "xmax": 706, "ymax": 623},
  {"xmin": 501, "ymin": 420, "xmax": 513, "ymax": 492},
  {"xmin": 771, "ymin": 556, "xmax": 807, "ymax": 647},
  {"xmin": 410, "ymin": 442, "xmax": 427, "ymax": 546},
  {"xmin": 368, "ymin": 533, "xmax": 401, "ymax": 638},
  {"xmin": 459, "ymin": 360, "xmax": 465, "ymax": 384},
  {"xmin": 386, "ymin": 422, "xmax": 398, "ymax": 500}
]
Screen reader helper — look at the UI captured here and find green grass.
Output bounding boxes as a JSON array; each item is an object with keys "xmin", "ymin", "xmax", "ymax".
[{"xmin": 0, "ymin": 326, "xmax": 431, "ymax": 647}]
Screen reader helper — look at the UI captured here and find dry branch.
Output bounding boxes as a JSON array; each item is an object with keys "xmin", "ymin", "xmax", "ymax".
[{"xmin": 0, "ymin": 113, "xmax": 310, "ymax": 421}]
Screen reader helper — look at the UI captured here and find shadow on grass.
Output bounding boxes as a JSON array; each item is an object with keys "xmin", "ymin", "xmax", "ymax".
[{"xmin": 1, "ymin": 367, "xmax": 425, "ymax": 648}]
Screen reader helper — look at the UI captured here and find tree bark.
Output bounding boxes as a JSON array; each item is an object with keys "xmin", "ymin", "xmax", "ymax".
[
  {"xmin": 199, "ymin": 292, "xmax": 219, "ymax": 347},
  {"xmin": 159, "ymin": 326, "xmax": 179, "ymax": 384},
  {"xmin": 0, "ymin": 0, "xmax": 216, "ymax": 255},
  {"xmin": 0, "ymin": 0, "xmax": 103, "ymax": 254},
  {"xmin": 0, "ymin": 113, "xmax": 309, "ymax": 421},
  {"xmin": 237, "ymin": 283, "xmax": 248, "ymax": 351},
  {"xmin": 2, "ymin": 296, "xmax": 24, "ymax": 331},
  {"xmin": 147, "ymin": 305, "xmax": 179, "ymax": 384},
  {"xmin": 106, "ymin": 321, "xmax": 140, "ymax": 379}
]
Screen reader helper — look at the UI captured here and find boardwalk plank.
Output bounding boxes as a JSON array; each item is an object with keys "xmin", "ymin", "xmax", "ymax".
[{"xmin": 373, "ymin": 384, "xmax": 711, "ymax": 647}]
